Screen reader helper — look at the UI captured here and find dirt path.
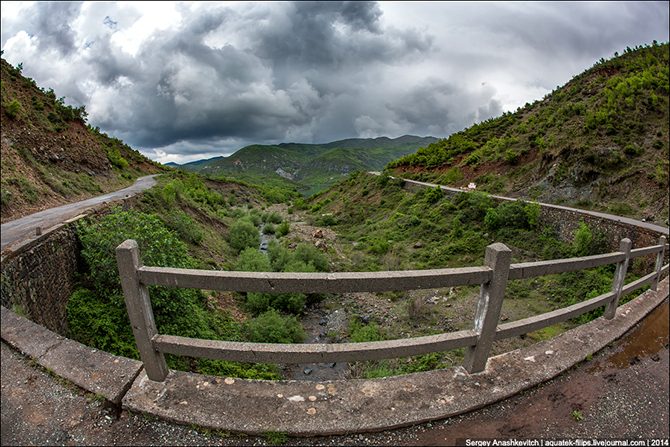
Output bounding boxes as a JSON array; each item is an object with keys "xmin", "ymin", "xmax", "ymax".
[
  {"xmin": 0, "ymin": 174, "xmax": 158, "ymax": 251},
  {"xmin": 2, "ymin": 300, "xmax": 666, "ymax": 446}
]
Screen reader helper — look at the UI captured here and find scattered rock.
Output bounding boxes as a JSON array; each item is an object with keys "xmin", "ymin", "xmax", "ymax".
[
  {"xmin": 413, "ymin": 241, "xmax": 423, "ymax": 249},
  {"xmin": 312, "ymin": 229, "xmax": 324, "ymax": 239},
  {"xmin": 303, "ymin": 367, "xmax": 313, "ymax": 376},
  {"xmin": 315, "ymin": 239, "xmax": 328, "ymax": 251}
]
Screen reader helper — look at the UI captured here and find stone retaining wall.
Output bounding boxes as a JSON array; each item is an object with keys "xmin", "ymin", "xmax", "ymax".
[
  {"xmin": 0, "ymin": 220, "xmax": 82, "ymax": 335},
  {"xmin": 401, "ymin": 180, "xmax": 668, "ymax": 253}
]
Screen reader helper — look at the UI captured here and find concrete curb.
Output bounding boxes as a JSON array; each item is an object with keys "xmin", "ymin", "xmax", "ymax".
[
  {"xmin": 0, "ymin": 306, "xmax": 143, "ymax": 404},
  {"xmin": 120, "ymin": 278, "xmax": 668, "ymax": 436}
]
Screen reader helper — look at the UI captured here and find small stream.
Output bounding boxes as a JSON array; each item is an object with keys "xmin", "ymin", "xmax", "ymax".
[
  {"xmin": 258, "ymin": 223, "xmax": 350, "ymax": 380},
  {"xmin": 282, "ymin": 306, "xmax": 351, "ymax": 381}
]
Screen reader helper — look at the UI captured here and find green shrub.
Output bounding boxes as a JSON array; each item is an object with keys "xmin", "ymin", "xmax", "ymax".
[
  {"xmin": 504, "ymin": 149, "xmax": 520, "ymax": 164},
  {"xmin": 349, "ymin": 319, "xmax": 384, "ymax": 342},
  {"xmin": 162, "ymin": 211, "xmax": 203, "ymax": 244},
  {"xmin": 67, "ymin": 288, "xmax": 137, "ymax": 358},
  {"xmin": 315, "ymin": 214, "xmax": 338, "ymax": 226},
  {"xmin": 571, "ymin": 221, "xmax": 608, "ymax": 257},
  {"xmin": 424, "ymin": 186, "xmax": 443, "ymax": 204},
  {"xmin": 263, "ymin": 212, "xmax": 283, "ymax": 224},
  {"xmin": 267, "ymin": 241, "xmax": 291, "ymax": 272},
  {"xmin": 276, "ymin": 221, "xmax": 290, "ymax": 237},
  {"xmin": 236, "ymin": 248, "xmax": 271, "ymax": 272},
  {"xmin": 484, "ymin": 201, "xmax": 540, "ymax": 231},
  {"xmin": 5, "ymin": 99, "xmax": 21, "ymax": 119},
  {"xmin": 229, "ymin": 219, "xmax": 260, "ymax": 253},
  {"xmin": 263, "ymin": 223, "xmax": 276, "ymax": 235},
  {"xmin": 70, "ymin": 210, "xmax": 238, "ymax": 368},
  {"xmin": 293, "ymin": 243, "xmax": 328, "ymax": 272},
  {"xmin": 243, "ymin": 309, "xmax": 305, "ymax": 343},
  {"xmin": 245, "ymin": 292, "xmax": 306, "ymax": 315}
]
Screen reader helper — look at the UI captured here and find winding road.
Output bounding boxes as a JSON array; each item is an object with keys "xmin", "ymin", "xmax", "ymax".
[
  {"xmin": 369, "ymin": 172, "xmax": 670, "ymax": 235},
  {"xmin": 1, "ymin": 174, "xmax": 159, "ymax": 251}
]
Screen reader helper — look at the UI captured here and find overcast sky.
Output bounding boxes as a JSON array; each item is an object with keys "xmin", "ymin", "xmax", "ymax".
[{"xmin": 2, "ymin": 1, "xmax": 668, "ymax": 164}]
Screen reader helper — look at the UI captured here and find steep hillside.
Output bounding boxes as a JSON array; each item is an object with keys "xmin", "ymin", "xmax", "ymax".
[
  {"xmin": 389, "ymin": 43, "xmax": 670, "ymax": 226},
  {"xmin": 177, "ymin": 135, "xmax": 437, "ymax": 196},
  {"xmin": 0, "ymin": 57, "xmax": 162, "ymax": 222}
]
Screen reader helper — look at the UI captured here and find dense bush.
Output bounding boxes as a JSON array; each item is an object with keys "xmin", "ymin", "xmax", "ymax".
[
  {"xmin": 293, "ymin": 243, "xmax": 329, "ymax": 272},
  {"xmin": 68, "ymin": 209, "xmax": 278, "ymax": 378},
  {"xmin": 571, "ymin": 221, "xmax": 609, "ymax": 256},
  {"xmin": 243, "ymin": 309, "xmax": 305, "ymax": 343},
  {"xmin": 236, "ymin": 248, "xmax": 271, "ymax": 271},
  {"xmin": 276, "ymin": 221, "xmax": 290, "ymax": 237},
  {"xmin": 484, "ymin": 201, "xmax": 540, "ymax": 231},
  {"xmin": 229, "ymin": 219, "xmax": 260, "ymax": 253},
  {"xmin": 4, "ymin": 99, "xmax": 21, "ymax": 119}
]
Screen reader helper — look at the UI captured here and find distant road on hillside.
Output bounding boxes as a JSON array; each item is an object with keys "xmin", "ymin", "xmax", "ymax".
[
  {"xmin": 369, "ymin": 172, "xmax": 670, "ymax": 236},
  {"xmin": 1, "ymin": 175, "xmax": 159, "ymax": 251}
]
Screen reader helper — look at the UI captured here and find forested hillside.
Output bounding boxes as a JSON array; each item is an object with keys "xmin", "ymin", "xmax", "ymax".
[
  {"xmin": 0, "ymin": 57, "xmax": 162, "ymax": 222},
  {"xmin": 389, "ymin": 43, "xmax": 670, "ymax": 225},
  {"xmin": 177, "ymin": 135, "xmax": 437, "ymax": 196}
]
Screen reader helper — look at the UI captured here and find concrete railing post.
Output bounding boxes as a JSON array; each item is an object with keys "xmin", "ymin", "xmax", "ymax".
[
  {"xmin": 604, "ymin": 238, "xmax": 632, "ymax": 319},
  {"xmin": 464, "ymin": 242, "xmax": 512, "ymax": 374},
  {"xmin": 116, "ymin": 239, "xmax": 169, "ymax": 381},
  {"xmin": 651, "ymin": 235, "xmax": 667, "ymax": 291}
]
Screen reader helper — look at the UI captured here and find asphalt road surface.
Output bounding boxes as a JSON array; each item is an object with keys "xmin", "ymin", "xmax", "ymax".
[{"xmin": 1, "ymin": 175, "xmax": 158, "ymax": 251}]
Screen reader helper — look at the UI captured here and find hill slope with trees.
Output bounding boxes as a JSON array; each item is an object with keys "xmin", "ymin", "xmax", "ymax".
[
  {"xmin": 389, "ymin": 43, "xmax": 670, "ymax": 226},
  {"xmin": 177, "ymin": 135, "xmax": 437, "ymax": 196},
  {"xmin": 0, "ymin": 57, "xmax": 162, "ymax": 223}
]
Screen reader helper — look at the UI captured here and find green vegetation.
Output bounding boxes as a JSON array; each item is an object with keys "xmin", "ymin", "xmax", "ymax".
[
  {"xmin": 176, "ymin": 135, "xmax": 438, "ymax": 197},
  {"xmin": 389, "ymin": 43, "xmax": 669, "ymax": 225},
  {"xmin": 67, "ymin": 208, "xmax": 280, "ymax": 379},
  {"xmin": 243, "ymin": 309, "xmax": 305, "ymax": 344}
]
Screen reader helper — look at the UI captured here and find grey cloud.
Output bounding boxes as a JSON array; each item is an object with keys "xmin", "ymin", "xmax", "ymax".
[
  {"xmin": 31, "ymin": 2, "xmax": 82, "ymax": 55},
  {"xmin": 75, "ymin": 1, "xmax": 433, "ymax": 149},
  {"xmin": 2, "ymin": 1, "xmax": 668, "ymax": 164}
]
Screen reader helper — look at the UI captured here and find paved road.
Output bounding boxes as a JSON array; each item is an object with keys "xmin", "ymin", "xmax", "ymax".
[{"xmin": 1, "ymin": 175, "xmax": 158, "ymax": 251}]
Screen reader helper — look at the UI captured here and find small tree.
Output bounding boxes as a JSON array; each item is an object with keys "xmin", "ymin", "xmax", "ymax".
[
  {"xmin": 229, "ymin": 219, "xmax": 260, "ymax": 253},
  {"xmin": 243, "ymin": 309, "xmax": 305, "ymax": 343}
]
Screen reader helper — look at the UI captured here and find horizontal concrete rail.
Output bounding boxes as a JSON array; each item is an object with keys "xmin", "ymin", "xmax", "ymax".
[
  {"xmin": 497, "ymin": 263, "xmax": 668, "ymax": 340},
  {"xmin": 117, "ymin": 235, "xmax": 669, "ymax": 382},
  {"xmin": 629, "ymin": 243, "xmax": 667, "ymax": 259},
  {"xmin": 621, "ymin": 269, "xmax": 662, "ymax": 295},
  {"xmin": 508, "ymin": 252, "xmax": 625, "ymax": 280},
  {"xmin": 138, "ymin": 265, "xmax": 492, "ymax": 293},
  {"xmin": 153, "ymin": 329, "xmax": 478, "ymax": 364},
  {"xmin": 494, "ymin": 290, "xmax": 616, "ymax": 340}
]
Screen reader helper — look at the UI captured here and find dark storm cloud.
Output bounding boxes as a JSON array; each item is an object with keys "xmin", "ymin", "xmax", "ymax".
[
  {"xmin": 1, "ymin": 1, "xmax": 668, "ymax": 163},
  {"xmin": 15, "ymin": 2, "xmax": 83, "ymax": 55},
  {"xmin": 76, "ymin": 1, "xmax": 434, "ymax": 149}
]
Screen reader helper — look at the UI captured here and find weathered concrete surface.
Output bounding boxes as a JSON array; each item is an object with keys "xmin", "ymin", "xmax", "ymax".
[
  {"xmin": 1, "ymin": 305, "xmax": 142, "ymax": 404},
  {"xmin": 122, "ymin": 278, "xmax": 668, "ymax": 436}
]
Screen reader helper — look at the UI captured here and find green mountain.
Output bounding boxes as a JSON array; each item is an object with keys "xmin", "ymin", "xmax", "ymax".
[
  {"xmin": 389, "ymin": 43, "xmax": 669, "ymax": 226},
  {"xmin": 177, "ymin": 135, "xmax": 437, "ymax": 196},
  {"xmin": 0, "ymin": 57, "xmax": 162, "ymax": 222}
]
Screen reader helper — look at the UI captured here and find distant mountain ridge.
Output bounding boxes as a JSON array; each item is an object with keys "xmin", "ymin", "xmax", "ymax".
[{"xmin": 176, "ymin": 135, "xmax": 438, "ymax": 195}]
